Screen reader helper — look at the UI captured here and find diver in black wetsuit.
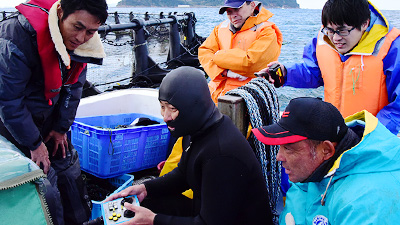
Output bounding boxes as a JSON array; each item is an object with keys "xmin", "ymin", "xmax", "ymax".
[{"xmin": 106, "ymin": 66, "xmax": 273, "ymax": 225}]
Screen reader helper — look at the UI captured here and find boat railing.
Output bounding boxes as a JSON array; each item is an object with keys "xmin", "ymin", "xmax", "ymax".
[
  {"xmin": 0, "ymin": 11, "xmax": 17, "ymax": 21},
  {"xmin": 85, "ymin": 11, "xmax": 204, "ymax": 95}
]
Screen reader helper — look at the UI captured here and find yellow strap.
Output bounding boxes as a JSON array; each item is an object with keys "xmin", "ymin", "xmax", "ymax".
[{"xmin": 159, "ymin": 137, "xmax": 193, "ymax": 199}]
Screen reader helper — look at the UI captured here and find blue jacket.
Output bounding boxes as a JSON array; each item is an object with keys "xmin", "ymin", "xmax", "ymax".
[
  {"xmin": 285, "ymin": 3, "xmax": 400, "ymax": 135},
  {"xmin": 0, "ymin": 1, "xmax": 105, "ymax": 151},
  {"xmin": 280, "ymin": 111, "xmax": 400, "ymax": 225}
]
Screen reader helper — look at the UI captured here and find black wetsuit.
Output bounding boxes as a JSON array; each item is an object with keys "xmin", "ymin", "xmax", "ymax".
[{"xmin": 144, "ymin": 66, "xmax": 273, "ymax": 225}]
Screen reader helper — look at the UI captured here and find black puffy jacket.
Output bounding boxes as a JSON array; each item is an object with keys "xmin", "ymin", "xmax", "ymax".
[{"xmin": 0, "ymin": 8, "xmax": 104, "ymax": 152}]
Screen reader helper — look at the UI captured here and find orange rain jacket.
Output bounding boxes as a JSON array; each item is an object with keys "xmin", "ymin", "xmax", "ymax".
[{"xmin": 198, "ymin": 6, "xmax": 282, "ymax": 103}]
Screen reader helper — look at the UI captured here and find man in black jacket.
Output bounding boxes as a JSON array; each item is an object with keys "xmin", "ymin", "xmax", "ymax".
[
  {"xmin": 0, "ymin": 0, "xmax": 107, "ymax": 224},
  {"xmin": 106, "ymin": 66, "xmax": 274, "ymax": 225}
]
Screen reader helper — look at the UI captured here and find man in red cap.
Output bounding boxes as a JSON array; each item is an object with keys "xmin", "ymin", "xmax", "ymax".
[{"xmin": 252, "ymin": 97, "xmax": 400, "ymax": 225}]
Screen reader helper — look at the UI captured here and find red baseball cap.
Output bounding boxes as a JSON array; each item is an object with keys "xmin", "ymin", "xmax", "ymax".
[{"xmin": 252, "ymin": 97, "xmax": 348, "ymax": 145}]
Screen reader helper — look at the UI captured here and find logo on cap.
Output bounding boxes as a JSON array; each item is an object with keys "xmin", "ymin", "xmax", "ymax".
[{"xmin": 282, "ymin": 111, "xmax": 290, "ymax": 118}]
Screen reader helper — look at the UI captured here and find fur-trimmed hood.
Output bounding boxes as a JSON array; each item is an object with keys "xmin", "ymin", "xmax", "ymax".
[{"xmin": 48, "ymin": 0, "xmax": 105, "ymax": 68}]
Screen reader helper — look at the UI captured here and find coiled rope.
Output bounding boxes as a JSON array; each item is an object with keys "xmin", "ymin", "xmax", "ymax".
[{"xmin": 226, "ymin": 77, "xmax": 281, "ymax": 224}]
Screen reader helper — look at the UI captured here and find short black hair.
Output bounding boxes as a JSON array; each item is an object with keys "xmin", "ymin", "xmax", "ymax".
[
  {"xmin": 60, "ymin": 0, "xmax": 108, "ymax": 24},
  {"xmin": 321, "ymin": 0, "xmax": 370, "ymax": 30}
]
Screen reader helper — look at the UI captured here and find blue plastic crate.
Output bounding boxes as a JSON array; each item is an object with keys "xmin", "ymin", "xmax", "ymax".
[
  {"xmin": 90, "ymin": 174, "xmax": 135, "ymax": 220},
  {"xmin": 71, "ymin": 113, "xmax": 170, "ymax": 178}
]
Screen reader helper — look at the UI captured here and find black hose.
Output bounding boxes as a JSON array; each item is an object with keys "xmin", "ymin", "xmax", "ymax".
[{"xmin": 82, "ymin": 216, "xmax": 104, "ymax": 225}]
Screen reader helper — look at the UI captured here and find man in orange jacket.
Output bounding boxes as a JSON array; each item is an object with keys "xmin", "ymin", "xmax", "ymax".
[{"xmin": 198, "ymin": 0, "xmax": 282, "ymax": 104}]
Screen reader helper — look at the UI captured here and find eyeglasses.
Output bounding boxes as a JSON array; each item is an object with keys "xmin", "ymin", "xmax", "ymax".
[{"xmin": 321, "ymin": 27, "xmax": 357, "ymax": 37}]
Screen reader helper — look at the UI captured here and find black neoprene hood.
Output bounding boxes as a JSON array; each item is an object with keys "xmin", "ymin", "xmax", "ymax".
[{"xmin": 158, "ymin": 66, "xmax": 216, "ymax": 137}]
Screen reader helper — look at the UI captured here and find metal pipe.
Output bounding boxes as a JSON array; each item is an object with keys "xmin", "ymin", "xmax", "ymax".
[
  {"xmin": 131, "ymin": 18, "xmax": 148, "ymax": 76},
  {"xmin": 114, "ymin": 11, "xmax": 120, "ymax": 24},
  {"xmin": 184, "ymin": 12, "xmax": 195, "ymax": 47},
  {"xmin": 98, "ymin": 15, "xmax": 189, "ymax": 33},
  {"xmin": 168, "ymin": 15, "xmax": 181, "ymax": 60}
]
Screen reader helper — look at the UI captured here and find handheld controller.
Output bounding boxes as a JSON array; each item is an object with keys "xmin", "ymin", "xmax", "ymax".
[{"xmin": 101, "ymin": 195, "xmax": 140, "ymax": 224}]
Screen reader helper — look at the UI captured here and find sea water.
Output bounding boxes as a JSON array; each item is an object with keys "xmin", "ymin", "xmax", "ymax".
[
  {"xmin": 96, "ymin": 7, "xmax": 400, "ymax": 110},
  {"xmin": 1, "ymin": 7, "xmax": 400, "ymax": 110}
]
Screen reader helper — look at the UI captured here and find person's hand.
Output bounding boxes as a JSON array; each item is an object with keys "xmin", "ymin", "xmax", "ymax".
[
  {"xmin": 227, "ymin": 70, "xmax": 248, "ymax": 81},
  {"xmin": 44, "ymin": 130, "xmax": 68, "ymax": 158},
  {"xmin": 255, "ymin": 67, "xmax": 275, "ymax": 83},
  {"xmin": 119, "ymin": 203, "xmax": 156, "ymax": 225},
  {"xmin": 30, "ymin": 142, "xmax": 50, "ymax": 174},
  {"xmin": 105, "ymin": 184, "xmax": 148, "ymax": 203},
  {"xmin": 221, "ymin": 69, "xmax": 228, "ymax": 77},
  {"xmin": 255, "ymin": 61, "xmax": 286, "ymax": 87},
  {"xmin": 266, "ymin": 61, "xmax": 286, "ymax": 76}
]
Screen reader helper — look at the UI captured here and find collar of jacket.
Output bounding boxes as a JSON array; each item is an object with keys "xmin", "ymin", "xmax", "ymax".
[
  {"xmin": 318, "ymin": 111, "xmax": 387, "ymax": 205},
  {"xmin": 322, "ymin": 2, "xmax": 390, "ymax": 56},
  {"xmin": 302, "ymin": 128, "xmax": 361, "ymax": 183},
  {"xmin": 325, "ymin": 111, "xmax": 378, "ymax": 175},
  {"xmin": 48, "ymin": 0, "xmax": 106, "ymax": 68},
  {"xmin": 303, "ymin": 110, "xmax": 381, "ymax": 183}
]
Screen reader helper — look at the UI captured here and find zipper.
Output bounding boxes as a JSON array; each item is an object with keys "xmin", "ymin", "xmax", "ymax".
[
  {"xmin": 338, "ymin": 62, "xmax": 345, "ymax": 111},
  {"xmin": 36, "ymin": 179, "xmax": 55, "ymax": 225},
  {"xmin": 22, "ymin": 2, "xmax": 49, "ymax": 14},
  {"xmin": 64, "ymin": 61, "xmax": 77, "ymax": 85},
  {"xmin": 185, "ymin": 141, "xmax": 192, "ymax": 152},
  {"xmin": 0, "ymin": 169, "xmax": 45, "ymax": 190}
]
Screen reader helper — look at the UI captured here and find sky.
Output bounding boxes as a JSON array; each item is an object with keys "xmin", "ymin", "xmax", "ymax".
[{"xmin": 0, "ymin": 0, "xmax": 400, "ymax": 10}]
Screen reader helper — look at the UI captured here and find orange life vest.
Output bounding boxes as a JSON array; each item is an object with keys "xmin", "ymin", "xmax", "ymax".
[
  {"xmin": 208, "ymin": 20, "xmax": 281, "ymax": 103},
  {"xmin": 316, "ymin": 28, "xmax": 400, "ymax": 117}
]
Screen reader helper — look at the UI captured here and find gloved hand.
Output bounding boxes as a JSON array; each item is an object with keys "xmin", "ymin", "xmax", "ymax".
[{"xmin": 227, "ymin": 70, "xmax": 248, "ymax": 81}]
